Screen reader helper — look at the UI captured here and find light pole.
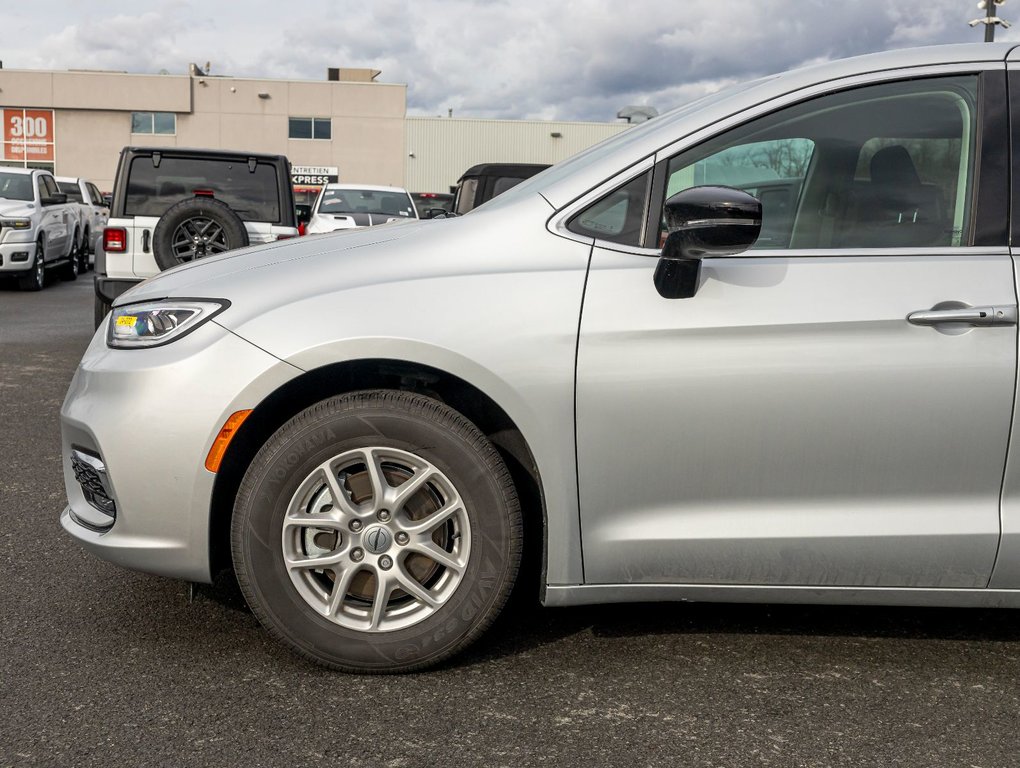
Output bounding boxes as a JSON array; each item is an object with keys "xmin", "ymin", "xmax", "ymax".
[{"xmin": 970, "ymin": 0, "xmax": 1011, "ymax": 41}]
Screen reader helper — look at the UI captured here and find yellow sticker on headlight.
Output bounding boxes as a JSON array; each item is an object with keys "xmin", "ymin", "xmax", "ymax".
[{"xmin": 115, "ymin": 315, "xmax": 137, "ymax": 327}]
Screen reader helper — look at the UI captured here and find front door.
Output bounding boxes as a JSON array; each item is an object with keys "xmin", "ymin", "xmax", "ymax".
[{"xmin": 575, "ymin": 69, "xmax": 1016, "ymax": 588}]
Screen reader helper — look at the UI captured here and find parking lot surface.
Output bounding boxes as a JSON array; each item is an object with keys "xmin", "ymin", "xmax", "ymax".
[{"xmin": 2, "ymin": 277, "xmax": 1020, "ymax": 767}]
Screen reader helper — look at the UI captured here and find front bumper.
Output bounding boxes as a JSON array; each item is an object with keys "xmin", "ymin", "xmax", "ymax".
[
  {"xmin": 60, "ymin": 316, "xmax": 301, "ymax": 582},
  {"xmin": 0, "ymin": 239, "xmax": 37, "ymax": 273}
]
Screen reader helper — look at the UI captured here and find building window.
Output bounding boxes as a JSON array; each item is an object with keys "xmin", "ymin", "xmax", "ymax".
[
  {"xmin": 131, "ymin": 112, "xmax": 176, "ymax": 135},
  {"xmin": 289, "ymin": 117, "xmax": 331, "ymax": 140}
]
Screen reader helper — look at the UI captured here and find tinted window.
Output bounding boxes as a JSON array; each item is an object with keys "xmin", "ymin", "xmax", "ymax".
[
  {"xmin": 412, "ymin": 194, "xmax": 454, "ymax": 216},
  {"xmin": 131, "ymin": 112, "xmax": 176, "ymax": 135},
  {"xmin": 57, "ymin": 181, "xmax": 85, "ymax": 203},
  {"xmin": 660, "ymin": 75, "xmax": 978, "ymax": 250},
  {"xmin": 87, "ymin": 183, "xmax": 104, "ymax": 205},
  {"xmin": 40, "ymin": 175, "xmax": 59, "ymax": 199},
  {"xmin": 567, "ymin": 171, "xmax": 651, "ymax": 245},
  {"xmin": 289, "ymin": 117, "xmax": 331, "ymax": 140},
  {"xmin": 124, "ymin": 156, "xmax": 282, "ymax": 222},
  {"xmin": 491, "ymin": 176, "xmax": 526, "ymax": 197}
]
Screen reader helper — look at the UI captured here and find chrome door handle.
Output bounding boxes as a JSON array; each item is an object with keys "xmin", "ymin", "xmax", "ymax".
[{"xmin": 907, "ymin": 305, "xmax": 1017, "ymax": 327}]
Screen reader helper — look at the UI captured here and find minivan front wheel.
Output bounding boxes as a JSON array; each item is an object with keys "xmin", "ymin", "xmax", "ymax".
[{"xmin": 231, "ymin": 390, "xmax": 522, "ymax": 673}]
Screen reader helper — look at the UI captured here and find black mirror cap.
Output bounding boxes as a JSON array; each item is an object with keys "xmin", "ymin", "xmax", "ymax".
[
  {"xmin": 662, "ymin": 185, "xmax": 762, "ymax": 260},
  {"xmin": 45, "ymin": 192, "xmax": 68, "ymax": 206}
]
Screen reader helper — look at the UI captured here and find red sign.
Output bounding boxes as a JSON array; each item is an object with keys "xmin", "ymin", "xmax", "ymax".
[{"xmin": 3, "ymin": 109, "xmax": 55, "ymax": 162}]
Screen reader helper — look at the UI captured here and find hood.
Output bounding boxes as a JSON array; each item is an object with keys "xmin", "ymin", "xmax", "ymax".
[
  {"xmin": 0, "ymin": 200, "xmax": 35, "ymax": 217},
  {"xmin": 308, "ymin": 213, "xmax": 410, "ymax": 233},
  {"xmin": 116, "ymin": 192, "xmax": 557, "ymax": 326}
]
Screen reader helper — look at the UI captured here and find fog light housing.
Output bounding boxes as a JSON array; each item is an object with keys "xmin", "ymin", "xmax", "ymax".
[
  {"xmin": 70, "ymin": 449, "xmax": 117, "ymax": 530},
  {"xmin": 11, "ymin": 251, "xmax": 28, "ymax": 262}
]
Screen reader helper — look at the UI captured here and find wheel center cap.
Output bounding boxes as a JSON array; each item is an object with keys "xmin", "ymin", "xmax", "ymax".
[{"xmin": 364, "ymin": 526, "xmax": 392, "ymax": 554}]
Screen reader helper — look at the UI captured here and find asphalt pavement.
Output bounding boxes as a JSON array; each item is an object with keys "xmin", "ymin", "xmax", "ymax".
[{"xmin": 2, "ymin": 274, "xmax": 1020, "ymax": 768}]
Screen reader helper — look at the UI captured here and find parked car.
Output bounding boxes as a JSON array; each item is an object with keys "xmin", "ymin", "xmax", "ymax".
[
  {"xmin": 411, "ymin": 191, "xmax": 454, "ymax": 218},
  {"xmin": 62, "ymin": 43, "xmax": 1020, "ymax": 674},
  {"xmin": 56, "ymin": 176, "xmax": 109, "ymax": 271},
  {"xmin": 0, "ymin": 167, "xmax": 82, "ymax": 290},
  {"xmin": 306, "ymin": 184, "xmax": 418, "ymax": 234},
  {"xmin": 452, "ymin": 162, "xmax": 550, "ymax": 215},
  {"xmin": 95, "ymin": 147, "xmax": 299, "ymax": 326}
]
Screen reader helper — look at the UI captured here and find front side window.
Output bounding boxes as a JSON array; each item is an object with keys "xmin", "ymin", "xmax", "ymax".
[
  {"xmin": 289, "ymin": 117, "xmax": 332, "ymax": 140},
  {"xmin": 131, "ymin": 112, "xmax": 176, "ymax": 135},
  {"xmin": 40, "ymin": 174, "xmax": 60, "ymax": 200},
  {"xmin": 660, "ymin": 75, "xmax": 978, "ymax": 250}
]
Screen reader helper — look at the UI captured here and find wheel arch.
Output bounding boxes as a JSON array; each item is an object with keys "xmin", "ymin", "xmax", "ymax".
[{"xmin": 208, "ymin": 358, "xmax": 547, "ymax": 596}]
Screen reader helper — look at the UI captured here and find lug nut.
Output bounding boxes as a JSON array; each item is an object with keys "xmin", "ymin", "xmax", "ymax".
[
  {"xmin": 395, "ymin": 532, "xmax": 409, "ymax": 545},
  {"xmin": 350, "ymin": 548, "xmax": 364, "ymax": 562},
  {"xmin": 378, "ymin": 556, "xmax": 393, "ymax": 570},
  {"xmin": 378, "ymin": 510, "xmax": 391, "ymax": 522},
  {"xmin": 349, "ymin": 520, "xmax": 363, "ymax": 532}
]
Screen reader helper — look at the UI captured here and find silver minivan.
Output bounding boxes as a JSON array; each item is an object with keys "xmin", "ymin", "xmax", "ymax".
[{"xmin": 62, "ymin": 43, "xmax": 1020, "ymax": 672}]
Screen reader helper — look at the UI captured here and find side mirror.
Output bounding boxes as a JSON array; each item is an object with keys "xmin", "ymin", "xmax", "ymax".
[
  {"xmin": 423, "ymin": 207, "xmax": 456, "ymax": 219},
  {"xmin": 44, "ymin": 192, "xmax": 68, "ymax": 206},
  {"xmin": 294, "ymin": 203, "xmax": 312, "ymax": 225},
  {"xmin": 654, "ymin": 185, "xmax": 762, "ymax": 299}
]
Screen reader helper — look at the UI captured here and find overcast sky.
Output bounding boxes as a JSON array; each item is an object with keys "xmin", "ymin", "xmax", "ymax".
[{"xmin": 7, "ymin": 0, "xmax": 1019, "ymax": 121}]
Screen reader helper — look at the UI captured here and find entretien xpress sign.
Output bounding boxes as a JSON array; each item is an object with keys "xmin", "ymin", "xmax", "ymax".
[{"xmin": 3, "ymin": 109, "xmax": 55, "ymax": 162}]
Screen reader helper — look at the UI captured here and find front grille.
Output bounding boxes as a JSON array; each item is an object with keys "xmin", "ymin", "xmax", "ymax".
[{"xmin": 70, "ymin": 449, "xmax": 117, "ymax": 527}]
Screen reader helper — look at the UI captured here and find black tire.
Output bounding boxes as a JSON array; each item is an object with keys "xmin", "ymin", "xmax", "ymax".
[
  {"xmin": 231, "ymin": 390, "xmax": 522, "ymax": 673},
  {"xmin": 18, "ymin": 239, "xmax": 45, "ymax": 291},
  {"xmin": 94, "ymin": 293, "xmax": 111, "ymax": 329},
  {"xmin": 80, "ymin": 228, "xmax": 91, "ymax": 272},
  {"xmin": 151, "ymin": 197, "xmax": 249, "ymax": 271},
  {"xmin": 61, "ymin": 233, "xmax": 79, "ymax": 281}
]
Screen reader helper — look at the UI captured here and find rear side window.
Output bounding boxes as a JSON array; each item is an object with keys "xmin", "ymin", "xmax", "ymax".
[
  {"xmin": 57, "ymin": 181, "xmax": 84, "ymax": 203},
  {"xmin": 124, "ymin": 156, "xmax": 282, "ymax": 222}
]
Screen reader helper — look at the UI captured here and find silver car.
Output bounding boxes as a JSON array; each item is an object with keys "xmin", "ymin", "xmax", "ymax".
[{"xmin": 61, "ymin": 43, "xmax": 1020, "ymax": 672}]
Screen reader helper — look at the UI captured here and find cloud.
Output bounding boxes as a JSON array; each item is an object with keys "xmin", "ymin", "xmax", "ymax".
[{"xmin": 4, "ymin": 0, "xmax": 1013, "ymax": 120}]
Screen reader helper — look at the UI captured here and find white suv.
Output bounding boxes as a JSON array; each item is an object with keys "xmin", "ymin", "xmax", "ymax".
[{"xmin": 96, "ymin": 147, "xmax": 298, "ymax": 326}]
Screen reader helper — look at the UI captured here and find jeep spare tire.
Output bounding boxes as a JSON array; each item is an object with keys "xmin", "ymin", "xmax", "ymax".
[{"xmin": 152, "ymin": 197, "xmax": 249, "ymax": 270}]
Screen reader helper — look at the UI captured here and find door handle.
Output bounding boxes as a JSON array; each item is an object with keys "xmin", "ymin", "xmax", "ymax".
[
  {"xmin": 907, "ymin": 305, "xmax": 1017, "ymax": 327},
  {"xmin": 142, "ymin": 229, "xmax": 150, "ymax": 253}
]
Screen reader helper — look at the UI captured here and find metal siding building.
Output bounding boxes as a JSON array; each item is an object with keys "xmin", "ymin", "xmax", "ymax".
[{"xmin": 405, "ymin": 117, "xmax": 629, "ymax": 192}]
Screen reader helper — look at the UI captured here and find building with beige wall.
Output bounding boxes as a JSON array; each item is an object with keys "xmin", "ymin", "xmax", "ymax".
[
  {"xmin": 0, "ymin": 65, "xmax": 631, "ymax": 195},
  {"xmin": 0, "ymin": 67, "xmax": 407, "ymax": 191}
]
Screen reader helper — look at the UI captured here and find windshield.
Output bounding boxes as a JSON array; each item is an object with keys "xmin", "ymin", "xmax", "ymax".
[
  {"xmin": 318, "ymin": 188, "xmax": 415, "ymax": 218},
  {"xmin": 0, "ymin": 172, "xmax": 34, "ymax": 202}
]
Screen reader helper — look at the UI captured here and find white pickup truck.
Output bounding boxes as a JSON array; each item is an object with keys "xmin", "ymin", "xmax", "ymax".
[
  {"xmin": 0, "ymin": 167, "xmax": 82, "ymax": 290},
  {"xmin": 56, "ymin": 176, "xmax": 109, "ymax": 270}
]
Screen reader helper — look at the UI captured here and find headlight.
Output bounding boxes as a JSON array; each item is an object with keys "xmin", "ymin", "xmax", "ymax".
[
  {"xmin": 1, "ymin": 219, "xmax": 31, "ymax": 229},
  {"xmin": 107, "ymin": 300, "xmax": 229, "ymax": 349}
]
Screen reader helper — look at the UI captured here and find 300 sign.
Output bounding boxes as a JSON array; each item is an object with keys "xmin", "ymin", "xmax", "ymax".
[{"xmin": 8, "ymin": 114, "xmax": 49, "ymax": 139}]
